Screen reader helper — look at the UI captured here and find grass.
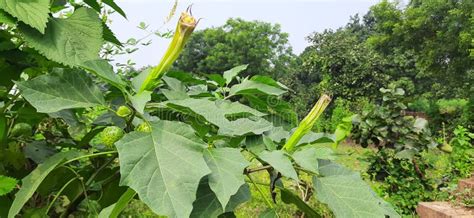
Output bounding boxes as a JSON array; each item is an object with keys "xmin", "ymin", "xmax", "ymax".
[{"xmin": 123, "ymin": 143, "xmax": 375, "ymax": 217}]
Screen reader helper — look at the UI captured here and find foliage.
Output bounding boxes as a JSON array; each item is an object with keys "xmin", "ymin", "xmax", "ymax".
[
  {"xmin": 0, "ymin": 1, "xmax": 399, "ymax": 217},
  {"xmin": 174, "ymin": 18, "xmax": 296, "ymax": 79},
  {"xmin": 366, "ymin": 149, "xmax": 437, "ymax": 215},
  {"xmin": 289, "ymin": 0, "xmax": 473, "ymax": 119},
  {"xmin": 352, "ymin": 85, "xmax": 437, "ymax": 156}
]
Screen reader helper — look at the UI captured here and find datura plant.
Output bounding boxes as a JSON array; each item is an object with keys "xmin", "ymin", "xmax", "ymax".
[{"xmin": 0, "ymin": 1, "xmax": 400, "ymax": 218}]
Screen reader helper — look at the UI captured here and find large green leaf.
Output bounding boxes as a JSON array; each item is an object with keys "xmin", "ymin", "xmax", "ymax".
[
  {"xmin": 190, "ymin": 180, "xmax": 250, "ymax": 218},
  {"xmin": 166, "ymin": 98, "xmax": 272, "ymax": 136},
  {"xmin": 0, "ymin": 0, "xmax": 49, "ymax": 33},
  {"xmin": 21, "ymin": 7, "xmax": 103, "ymax": 67},
  {"xmin": 115, "ymin": 120, "xmax": 211, "ymax": 218},
  {"xmin": 204, "ymin": 148, "xmax": 249, "ymax": 209},
  {"xmin": 313, "ymin": 168, "xmax": 400, "ymax": 218},
  {"xmin": 8, "ymin": 150, "xmax": 80, "ymax": 218},
  {"xmin": 259, "ymin": 150, "xmax": 298, "ymax": 181},
  {"xmin": 0, "ymin": 175, "xmax": 17, "ymax": 196},
  {"xmin": 16, "ymin": 69, "xmax": 105, "ymax": 113},
  {"xmin": 223, "ymin": 64, "xmax": 248, "ymax": 85},
  {"xmin": 230, "ymin": 79, "xmax": 286, "ymax": 96},
  {"xmin": 80, "ymin": 59, "xmax": 127, "ymax": 90},
  {"xmin": 292, "ymin": 147, "xmax": 335, "ymax": 173},
  {"xmin": 98, "ymin": 188, "xmax": 136, "ymax": 218}
]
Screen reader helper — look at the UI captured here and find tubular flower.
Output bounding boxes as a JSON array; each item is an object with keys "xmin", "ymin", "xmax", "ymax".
[
  {"xmin": 139, "ymin": 7, "xmax": 198, "ymax": 92},
  {"xmin": 283, "ymin": 94, "xmax": 332, "ymax": 152}
]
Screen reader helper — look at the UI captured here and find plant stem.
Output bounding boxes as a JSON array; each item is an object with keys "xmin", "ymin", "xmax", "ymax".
[
  {"xmin": 62, "ymin": 151, "xmax": 118, "ymax": 165},
  {"xmin": 246, "ymin": 174, "xmax": 274, "ymax": 209},
  {"xmin": 45, "ymin": 177, "xmax": 77, "ymax": 214},
  {"xmin": 244, "ymin": 165, "xmax": 273, "ymax": 174}
]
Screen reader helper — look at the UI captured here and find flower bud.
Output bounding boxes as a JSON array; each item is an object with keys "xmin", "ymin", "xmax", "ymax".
[
  {"xmin": 283, "ymin": 94, "xmax": 332, "ymax": 151},
  {"xmin": 139, "ymin": 7, "xmax": 198, "ymax": 92}
]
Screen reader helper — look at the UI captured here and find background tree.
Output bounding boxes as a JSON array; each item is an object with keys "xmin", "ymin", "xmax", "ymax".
[{"xmin": 174, "ymin": 18, "xmax": 296, "ymax": 78}]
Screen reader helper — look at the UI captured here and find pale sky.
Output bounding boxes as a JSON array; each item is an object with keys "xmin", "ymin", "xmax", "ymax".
[{"xmin": 109, "ymin": 0, "xmax": 382, "ymax": 67}]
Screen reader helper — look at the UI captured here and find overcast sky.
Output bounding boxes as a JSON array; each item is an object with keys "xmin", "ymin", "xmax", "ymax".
[{"xmin": 109, "ymin": 0, "xmax": 381, "ymax": 67}]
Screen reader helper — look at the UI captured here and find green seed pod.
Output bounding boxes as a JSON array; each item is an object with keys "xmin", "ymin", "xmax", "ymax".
[
  {"xmin": 136, "ymin": 122, "xmax": 152, "ymax": 133},
  {"xmin": 11, "ymin": 123, "xmax": 33, "ymax": 137},
  {"xmin": 116, "ymin": 106, "xmax": 132, "ymax": 117},
  {"xmin": 100, "ymin": 126, "xmax": 125, "ymax": 148}
]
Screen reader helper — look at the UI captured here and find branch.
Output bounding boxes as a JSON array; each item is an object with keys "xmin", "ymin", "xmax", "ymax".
[{"xmin": 243, "ymin": 165, "xmax": 273, "ymax": 174}]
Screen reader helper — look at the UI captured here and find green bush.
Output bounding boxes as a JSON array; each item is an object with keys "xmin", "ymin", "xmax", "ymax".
[{"xmin": 366, "ymin": 149, "xmax": 436, "ymax": 215}]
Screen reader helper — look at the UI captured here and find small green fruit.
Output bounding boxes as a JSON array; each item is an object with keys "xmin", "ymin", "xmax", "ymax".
[
  {"xmin": 116, "ymin": 106, "xmax": 132, "ymax": 117},
  {"xmin": 440, "ymin": 142, "xmax": 453, "ymax": 153},
  {"xmin": 11, "ymin": 123, "xmax": 32, "ymax": 137},
  {"xmin": 100, "ymin": 126, "xmax": 125, "ymax": 148},
  {"xmin": 136, "ymin": 122, "xmax": 152, "ymax": 133}
]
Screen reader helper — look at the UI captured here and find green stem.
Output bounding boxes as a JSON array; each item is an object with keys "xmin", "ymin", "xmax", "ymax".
[
  {"xmin": 62, "ymin": 151, "xmax": 118, "ymax": 165},
  {"xmin": 45, "ymin": 177, "xmax": 77, "ymax": 214},
  {"xmin": 246, "ymin": 174, "xmax": 274, "ymax": 209},
  {"xmin": 85, "ymin": 155, "xmax": 117, "ymax": 186}
]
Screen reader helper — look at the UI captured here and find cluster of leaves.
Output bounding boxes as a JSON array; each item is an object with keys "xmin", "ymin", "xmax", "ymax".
[
  {"xmin": 0, "ymin": 1, "xmax": 401, "ymax": 218},
  {"xmin": 351, "ymin": 85, "xmax": 437, "ymax": 156},
  {"xmin": 350, "ymin": 85, "xmax": 447, "ymax": 214},
  {"xmin": 366, "ymin": 149, "xmax": 437, "ymax": 215}
]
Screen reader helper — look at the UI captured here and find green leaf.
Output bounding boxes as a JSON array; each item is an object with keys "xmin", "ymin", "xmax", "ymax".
[
  {"xmin": 317, "ymin": 160, "xmax": 354, "ymax": 176},
  {"xmin": 102, "ymin": 0, "xmax": 127, "ymax": 19},
  {"xmin": 102, "ymin": 22, "xmax": 122, "ymax": 46},
  {"xmin": 115, "ymin": 120, "xmax": 211, "ymax": 218},
  {"xmin": 191, "ymin": 180, "xmax": 250, "ymax": 218},
  {"xmin": 245, "ymin": 94, "xmax": 298, "ymax": 125},
  {"xmin": 98, "ymin": 188, "xmax": 136, "ymax": 218},
  {"xmin": 0, "ymin": 0, "xmax": 49, "ymax": 33},
  {"xmin": 230, "ymin": 79, "xmax": 286, "ymax": 96},
  {"xmin": 8, "ymin": 150, "xmax": 81, "ymax": 218},
  {"xmin": 297, "ymin": 131, "xmax": 336, "ymax": 146},
  {"xmin": 23, "ymin": 141, "xmax": 56, "ymax": 164},
  {"xmin": 83, "ymin": 0, "xmax": 101, "ymax": 12},
  {"xmin": 259, "ymin": 150, "xmax": 298, "ymax": 181},
  {"xmin": 280, "ymin": 188, "xmax": 321, "ymax": 218},
  {"xmin": 204, "ymin": 148, "xmax": 249, "ymax": 209},
  {"xmin": 250, "ymin": 75, "xmax": 288, "ymax": 90},
  {"xmin": 129, "ymin": 91, "xmax": 151, "ymax": 114},
  {"xmin": 292, "ymin": 147, "xmax": 335, "ymax": 173},
  {"xmin": 223, "ymin": 64, "xmax": 248, "ymax": 85},
  {"xmin": 165, "ymin": 98, "xmax": 272, "ymax": 136},
  {"xmin": 16, "ymin": 69, "xmax": 105, "ymax": 113},
  {"xmin": 0, "ymin": 175, "xmax": 17, "ymax": 196},
  {"xmin": 21, "ymin": 7, "xmax": 103, "ymax": 67},
  {"xmin": 0, "ymin": 9, "xmax": 15, "ymax": 25},
  {"xmin": 313, "ymin": 173, "xmax": 400, "ymax": 218},
  {"xmin": 80, "ymin": 59, "xmax": 127, "ymax": 90},
  {"xmin": 207, "ymin": 74, "xmax": 226, "ymax": 87},
  {"xmin": 265, "ymin": 126, "xmax": 290, "ymax": 144}
]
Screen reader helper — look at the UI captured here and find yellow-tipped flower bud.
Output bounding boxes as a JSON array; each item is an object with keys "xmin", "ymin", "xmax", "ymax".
[
  {"xmin": 139, "ymin": 8, "xmax": 198, "ymax": 92},
  {"xmin": 283, "ymin": 94, "xmax": 332, "ymax": 152}
]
